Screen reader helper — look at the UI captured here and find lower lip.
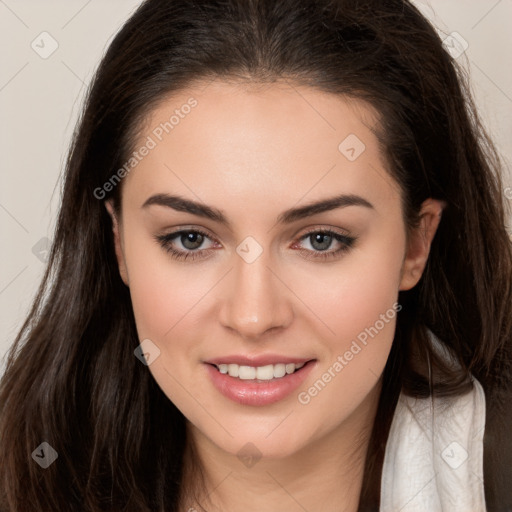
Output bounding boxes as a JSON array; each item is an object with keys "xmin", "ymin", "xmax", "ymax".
[{"xmin": 204, "ymin": 360, "xmax": 317, "ymax": 406}]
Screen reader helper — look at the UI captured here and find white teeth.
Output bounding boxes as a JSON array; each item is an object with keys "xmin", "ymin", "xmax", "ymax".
[
  {"xmin": 256, "ymin": 364, "xmax": 274, "ymax": 380},
  {"xmin": 238, "ymin": 366, "xmax": 256, "ymax": 380},
  {"xmin": 273, "ymin": 363, "xmax": 286, "ymax": 378},
  {"xmin": 228, "ymin": 364, "xmax": 239, "ymax": 377},
  {"xmin": 215, "ymin": 361, "xmax": 307, "ymax": 380}
]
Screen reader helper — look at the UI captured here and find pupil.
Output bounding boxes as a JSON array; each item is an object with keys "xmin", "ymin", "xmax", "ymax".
[
  {"xmin": 182, "ymin": 232, "xmax": 203, "ymax": 250},
  {"xmin": 312, "ymin": 233, "xmax": 331, "ymax": 251}
]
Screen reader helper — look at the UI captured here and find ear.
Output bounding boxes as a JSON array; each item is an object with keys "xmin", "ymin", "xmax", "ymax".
[
  {"xmin": 399, "ymin": 198, "xmax": 445, "ymax": 291},
  {"xmin": 105, "ymin": 199, "xmax": 129, "ymax": 286}
]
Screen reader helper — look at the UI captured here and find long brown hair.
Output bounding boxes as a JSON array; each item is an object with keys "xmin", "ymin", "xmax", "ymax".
[{"xmin": 1, "ymin": 0, "xmax": 511, "ymax": 510}]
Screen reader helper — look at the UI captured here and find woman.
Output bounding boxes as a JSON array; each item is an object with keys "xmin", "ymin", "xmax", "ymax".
[{"xmin": 1, "ymin": 0, "xmax": 511, "ymax": 510}]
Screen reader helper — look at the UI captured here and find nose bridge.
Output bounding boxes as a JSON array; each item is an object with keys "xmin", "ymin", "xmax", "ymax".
[{"xmin": 219, "ymin": 245, "xmax": 292, "ymax": 338}]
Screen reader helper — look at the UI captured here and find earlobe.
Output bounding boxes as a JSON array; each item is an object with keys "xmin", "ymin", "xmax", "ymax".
[
  {"xmin": 399, "ymin": 198, "xmax": 445, "ymax": 291},
  {"xmin": 104, "ymin": 199, "xmax": 129, "ymax": 286}
]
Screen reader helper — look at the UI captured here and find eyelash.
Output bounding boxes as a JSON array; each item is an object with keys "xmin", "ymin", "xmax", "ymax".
[{"xmin": 154, "ymin": 228, "xmax": 356, "ymax": 262}]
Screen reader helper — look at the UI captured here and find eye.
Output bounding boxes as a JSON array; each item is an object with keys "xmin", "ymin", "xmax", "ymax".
[
  {"xmin": 154, "ymin": 227, "xmax": 357, "ymax": 262},
  {"xmin": 155, "ymin": 229, "xmax": 217, "ymax": 262},
  {"xmin": 292, "ymin": 228, "xmax": 356, "ymax": 261}
]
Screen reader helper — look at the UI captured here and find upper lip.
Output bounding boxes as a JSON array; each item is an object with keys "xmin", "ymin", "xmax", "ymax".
[{"xmin": 204, "ymin": 354, "xmax": 315, "ymax": 367}]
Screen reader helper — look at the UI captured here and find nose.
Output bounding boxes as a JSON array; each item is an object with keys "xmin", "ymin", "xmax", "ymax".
[{"xmin": 218, "ymin": 250, "xmax": 294, "ymax": 340}]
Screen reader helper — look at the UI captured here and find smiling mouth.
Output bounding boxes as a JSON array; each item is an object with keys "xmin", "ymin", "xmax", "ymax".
[
  {"xmin": 205, "ymin": 359, "xmax": 317, "ymax": 406},
  {"xmin": 209, "ymin": 361, "xmax": 312, "ymax": 381}
]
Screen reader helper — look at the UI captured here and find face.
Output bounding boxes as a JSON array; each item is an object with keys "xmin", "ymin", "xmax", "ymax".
[{"xmin": 106, "ymin": 80, "xmax": 442, "ymax": 460}]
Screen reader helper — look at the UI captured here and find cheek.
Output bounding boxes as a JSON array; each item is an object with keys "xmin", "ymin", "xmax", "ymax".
[
  {"xmin": 123, "ymin": 240, "xmax": 211, "ymax": 405},
  {"xmin": 122, "ymin": 222, "xmax": 209, "ymax": 340},
  {"xmin": 290, "ymin": 229, "xmax": 405, "ymax": 417},
  {"xmin": 128, "ymin": 266, "xmax": 205, "ymax": 340},
  {"xmin": 291, "ymin": 225, "xmax": 405, "ymax": 348}
]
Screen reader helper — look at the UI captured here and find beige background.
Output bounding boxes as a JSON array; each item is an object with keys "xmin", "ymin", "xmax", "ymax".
[{"xmin": 1, "ymin": 0, "xmax": 511, "ymax": 374}]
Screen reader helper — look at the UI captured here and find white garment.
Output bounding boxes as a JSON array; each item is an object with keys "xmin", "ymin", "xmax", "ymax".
[{"xmin": 380, "ymin": 375, "xmax": 486, "ymax": 511}]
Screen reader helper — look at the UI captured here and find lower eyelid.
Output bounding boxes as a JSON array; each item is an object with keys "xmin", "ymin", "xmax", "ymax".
[{"xmin": 156, "ymin": 229, "xmax": 355, "ymax": 257}]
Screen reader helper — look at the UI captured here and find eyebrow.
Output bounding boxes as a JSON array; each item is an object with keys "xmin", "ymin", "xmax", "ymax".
[{"xmin": 142, "ymin": 193, "xmax": 374, "ymax": 227}]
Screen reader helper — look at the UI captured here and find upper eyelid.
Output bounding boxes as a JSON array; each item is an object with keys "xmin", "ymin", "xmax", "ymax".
[{"xmin": 162, "ymin": 224, "xmax": 351, "ymax": 235}]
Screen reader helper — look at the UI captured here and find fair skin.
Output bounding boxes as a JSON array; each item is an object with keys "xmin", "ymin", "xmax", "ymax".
[{"xmin": 105, "ymin": 79, "xmax": 443, "ymax": 512}]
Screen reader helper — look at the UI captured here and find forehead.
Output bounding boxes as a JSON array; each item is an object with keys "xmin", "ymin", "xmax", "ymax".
[{"xmin": 122, "ymin": 79, "xmax": 400, "ymax": 216}]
